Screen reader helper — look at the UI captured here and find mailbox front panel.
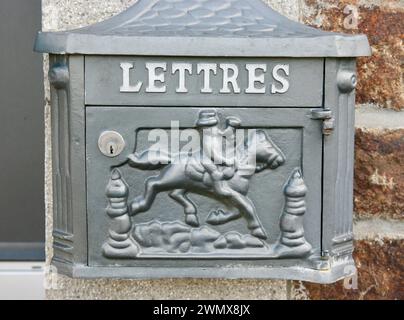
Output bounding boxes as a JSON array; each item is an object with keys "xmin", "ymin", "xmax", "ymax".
[
  {"xmin": 86, "ymin": 107, "xmax": 323, "ymax": 269},
  {"xmin": 47, "ymin": 54, "xmax": 358, "ymax": 282}
]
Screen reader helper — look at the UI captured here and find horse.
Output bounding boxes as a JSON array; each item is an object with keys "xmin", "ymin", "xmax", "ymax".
[{"xmin": 126, "ymin": 130, "xmax": 285, "ymax": 240}]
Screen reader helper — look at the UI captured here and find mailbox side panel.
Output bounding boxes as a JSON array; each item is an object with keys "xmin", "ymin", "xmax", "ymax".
[
  {"xmin": 322, "ymin": 58, "xmax": 356, "ymax": 274},
  {"xmin": 49, "ymin": 55, "xmax": 87, "ymax": 273}
]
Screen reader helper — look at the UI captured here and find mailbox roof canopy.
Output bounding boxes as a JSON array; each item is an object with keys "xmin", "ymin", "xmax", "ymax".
[{"xmin": 35, "ymin": 0, "xmax": 371, "ymax": 57}]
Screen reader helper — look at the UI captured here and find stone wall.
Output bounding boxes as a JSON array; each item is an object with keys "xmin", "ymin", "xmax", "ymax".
[{"xmin": 42, "ymin": 0, "xmax": 404, "ymax": 300}]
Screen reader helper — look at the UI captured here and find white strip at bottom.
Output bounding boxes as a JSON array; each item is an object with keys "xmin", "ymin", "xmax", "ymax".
[{"xmin": 0, "ymin": 262, "xmax": 45, "ymax": 300}]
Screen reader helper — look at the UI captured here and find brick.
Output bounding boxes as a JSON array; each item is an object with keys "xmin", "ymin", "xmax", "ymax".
[
  {"xmin": 301, "ymin": 1, "xmax": 404, "ymax": 110},
  {"xmin": 292, "ymin": 239, "xmax": 404, "ymax": 300},
  {"xmin": 354, "ymin": 129, "xmax": 404, "ymax": 219}
]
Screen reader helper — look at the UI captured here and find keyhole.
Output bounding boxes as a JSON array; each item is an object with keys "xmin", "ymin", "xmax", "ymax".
[{"xmin": 98, "ymin": 131, "xmax": 125, "ymax": 157}]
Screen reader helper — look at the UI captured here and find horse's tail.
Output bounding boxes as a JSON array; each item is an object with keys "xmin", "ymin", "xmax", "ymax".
[{"xmin": 127, "ymin": 152, "xmax": 171, "ymax": 170}]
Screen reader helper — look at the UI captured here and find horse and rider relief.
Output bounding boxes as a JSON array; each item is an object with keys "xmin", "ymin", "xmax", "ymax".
[{"xmin": 102, "ymin": 110, "xmax": 312, "ymax": 259}]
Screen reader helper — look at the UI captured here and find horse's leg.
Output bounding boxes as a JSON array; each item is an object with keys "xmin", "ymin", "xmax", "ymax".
[
  {"xmin": 130, "ymin": 176, "xmax": 162, "ymax": 215},
  {"xmin": 169, "ymin": 190, "xmax": 199, "ymax": 227},
  {"xmin": 130, "ymin": 163, "xmax": 189, "ymax": 216},
  {"xmin": 228, "ymin": 193, "xmax": 268, "ymax": 240}
]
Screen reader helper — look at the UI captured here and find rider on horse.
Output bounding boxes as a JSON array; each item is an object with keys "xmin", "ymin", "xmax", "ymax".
[
  {"xmin": 127, "ymin": 109, "xmax": 242, "ymax": 197},
  {"xmin": 196, "ymin": 110, "xmax": 241, "ymax": 196}
]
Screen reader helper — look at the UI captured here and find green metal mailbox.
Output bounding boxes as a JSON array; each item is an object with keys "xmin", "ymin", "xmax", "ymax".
[{"xmin": 35, "ymin": 0, "xmax": 371, "ymax": 283}]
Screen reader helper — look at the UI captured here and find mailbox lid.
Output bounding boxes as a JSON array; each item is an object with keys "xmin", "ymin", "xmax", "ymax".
[
  {"xmin": 86, "ymin": 107, "xmax": 323, "ymax": 270},
  {"xmin": 35, "ymin": 0, "xmax": 371, "ymax": 57}
]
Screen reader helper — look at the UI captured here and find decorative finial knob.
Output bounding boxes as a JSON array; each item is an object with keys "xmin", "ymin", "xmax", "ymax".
[{"xmin": 337, "ymin": 70, "xmax": 357, "ymax": 93}]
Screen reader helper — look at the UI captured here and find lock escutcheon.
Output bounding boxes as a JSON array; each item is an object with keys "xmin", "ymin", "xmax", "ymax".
[{"xmin": 98, "ymin": 131, "xmax": 126, "ymax": 157}]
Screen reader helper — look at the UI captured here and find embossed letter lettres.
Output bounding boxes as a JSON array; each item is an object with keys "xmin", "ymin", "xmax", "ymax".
[{"xmin": 120, "ymin": 62, "xmax": 290, "ymax": 95}]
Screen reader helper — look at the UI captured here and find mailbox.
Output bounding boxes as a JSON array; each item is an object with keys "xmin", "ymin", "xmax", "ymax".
[{"xmin": 35, "ymin": 0, "xmax": 371, "ymax": 283}]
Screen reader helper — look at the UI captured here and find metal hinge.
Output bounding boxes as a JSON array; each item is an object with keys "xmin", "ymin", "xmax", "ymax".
[{"xmin": 310, "ymin": 108, "xmax": 335, "ymax": 135}]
